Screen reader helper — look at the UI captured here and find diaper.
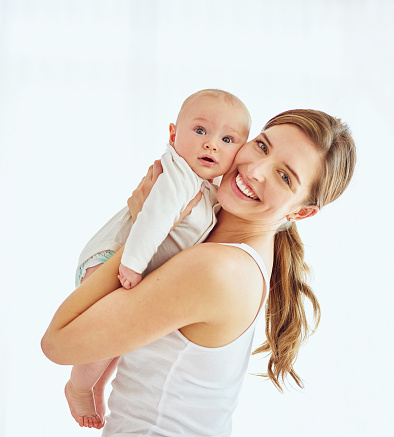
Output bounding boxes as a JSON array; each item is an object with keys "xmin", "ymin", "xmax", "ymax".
[{"xmin": 75, "ymin": 250, "xmax": 115, "ymax": 287}]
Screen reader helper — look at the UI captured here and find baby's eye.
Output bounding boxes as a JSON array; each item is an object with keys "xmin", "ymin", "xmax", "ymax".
[
  {"xmin": 279, "ymin": 171, "xmax": 291, "ymax": 186},
  {"xmin": 256, "ymin": 139, "xmax": 268, "ymax": 154},
  {"xmin": 195, "ymin": 127, "xmax": 206, "ymax": 135},
  {"xmin": 222, "ymin": 136, "xmax": 233, "ymax": 144}
]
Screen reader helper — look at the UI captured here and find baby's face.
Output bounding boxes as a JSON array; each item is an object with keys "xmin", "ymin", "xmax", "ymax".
[{"xmin": 169, "ymin": 96, "xmax": 250, "ymax": 180}]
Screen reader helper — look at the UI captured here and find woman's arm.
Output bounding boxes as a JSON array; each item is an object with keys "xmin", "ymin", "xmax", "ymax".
[
  {"xmin": 42, "ymin": 245, "xmax": 222, "ymax": 365},
  {"xmin": 41, "ymin": 243, "xmax": 264, "ymax": 366}
]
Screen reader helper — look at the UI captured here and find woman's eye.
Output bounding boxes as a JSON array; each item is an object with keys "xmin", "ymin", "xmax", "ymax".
[
  {"xmin": 256, "ymin": 139, "xmax": 268, "ymax": 154},
  {"xmin": 195, "ymin": 127, "xmax": 206, "ymax": 135},
  {"xmin": 222, "ymin": 136, "xmax": 233, "ymax": 144},
  {"xmin": 279, "ymin": 171, "xmax": 291, "ymax": 186}
]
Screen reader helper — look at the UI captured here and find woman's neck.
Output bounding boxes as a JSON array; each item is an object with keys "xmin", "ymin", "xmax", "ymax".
[
  {"xmin": 206, "ymin": 209, "xmax": 277, "ymax": 251},
  {"xmin": 205, "ymin": 209, "xmax": 277, "ymax": 275}
]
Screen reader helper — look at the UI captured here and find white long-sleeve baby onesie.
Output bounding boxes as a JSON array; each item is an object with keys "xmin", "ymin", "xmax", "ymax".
[
  {"xmin": 76, "ymin": 145, "xmax": 220, "ymax": 281},
  {"xmin": 121, "ymin": 145, "xmax": 219, "ymax": 274}
]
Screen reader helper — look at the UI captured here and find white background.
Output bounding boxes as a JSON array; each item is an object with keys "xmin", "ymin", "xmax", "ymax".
[{"xmin": 1, "ymin": 1, "xmax": 393, "ymax": 436}]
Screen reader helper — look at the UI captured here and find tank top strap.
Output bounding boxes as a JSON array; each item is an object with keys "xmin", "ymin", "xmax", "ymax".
[{"xmin": 219, "ymin": 242, "xmax": 270, "ymax": 295}]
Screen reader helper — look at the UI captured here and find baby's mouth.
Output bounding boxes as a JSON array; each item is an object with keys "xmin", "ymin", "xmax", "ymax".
[
  {"xmin": 235, "ymin": 172, "xmax": 259, "ymax": 200},
  {"xmin": 198, "ymin": 155, "xmax": 217, "ymax": 166}
]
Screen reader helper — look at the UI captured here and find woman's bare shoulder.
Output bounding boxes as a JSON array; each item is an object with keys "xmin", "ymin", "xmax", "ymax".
[
  {"xmin": 173, "ymin": 242, "xmax": 266, "ymax": 342},
  {"xmin": 171, "ymin": 243, "xmax": 265, "ymax": 308},
  {"xmin": 178, "ymin": 242, "xmax": 263, "ymax": 274}
]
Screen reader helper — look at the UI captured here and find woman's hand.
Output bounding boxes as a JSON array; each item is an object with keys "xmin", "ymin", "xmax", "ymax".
[
  {"xmin": 127, "ymin": 160, "xmax": 163, "ymax": 222},
  {"xmin": 171, "ymin": 185, "xmax": 204, "ymax": 231},
  {"xmin": 127, "ymin": 160, "xmax": 204, "ymax": 228}
]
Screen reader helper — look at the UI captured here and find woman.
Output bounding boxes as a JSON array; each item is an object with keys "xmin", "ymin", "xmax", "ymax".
[{"xmin": 41, "ymin": 109, "xmax": 356, "ymax": 436}]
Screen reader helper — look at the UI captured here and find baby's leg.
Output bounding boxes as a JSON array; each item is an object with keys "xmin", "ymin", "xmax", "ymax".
[
  {"xmin": 92, "ymin": 356, "xmax": 120, "ymax": 423},
  {"xmin": 66, "ymin": 262, "xmax": 114, "ymax": 428},
  {"xmin": 66, "ymin": 358, "xmax": 113, "ymax": 429}
]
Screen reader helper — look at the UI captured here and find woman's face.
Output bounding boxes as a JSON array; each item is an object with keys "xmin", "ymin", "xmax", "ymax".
[{"xmin": 217, "ymin": 123, "xmax": 323, "ymax": 227}]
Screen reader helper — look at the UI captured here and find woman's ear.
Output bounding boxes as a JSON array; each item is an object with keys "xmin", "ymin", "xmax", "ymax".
[
  {"xmin": 292, "ymin": 205, "xmax": 319, "ymax": 221},
  {"xmin": 169, "ymin": 123, "xmax": 176, "ymax": 146}
]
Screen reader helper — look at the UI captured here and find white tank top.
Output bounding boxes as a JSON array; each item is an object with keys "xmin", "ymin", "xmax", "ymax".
[{"xmin": 102, "ymin": 243, "xmax": 270, "ymax": 437}]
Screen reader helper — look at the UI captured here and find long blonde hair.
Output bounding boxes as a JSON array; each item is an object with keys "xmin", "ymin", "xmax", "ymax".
[{"xmin": 253, "ymin": 109, "xmax": 356, "ymax": 391}]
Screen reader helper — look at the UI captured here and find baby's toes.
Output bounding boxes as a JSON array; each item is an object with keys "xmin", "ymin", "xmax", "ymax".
[{"xmin": 93, "ymin": 416, "xmax": 103, "ymax": 429}]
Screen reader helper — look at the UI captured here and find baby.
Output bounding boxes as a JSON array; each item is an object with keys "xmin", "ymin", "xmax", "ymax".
[{"xmin": 66, "ymin": 89, "xmax": 251, "ymax": 429}]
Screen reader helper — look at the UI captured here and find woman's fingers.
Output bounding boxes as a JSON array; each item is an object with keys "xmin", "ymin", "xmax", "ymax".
[
  {"xmin": 186, "ymin": 186, "xmax": 204, "ymax": 212},
  {"xmin": 142, "ymin": 161, "xmax": 162, "ymax": 192},
  {"xmin": 145, "ymin": 164, "xmax": 154, "ymax": 182},
  {"xmin": 171, "ymin": 184, "xmax": 205, "ymax": 231},
  {"xmin": 127, "ymin": 160, "xmax": 163, "ymax": 222},
  {"xmin": 152, "ymin": 160, "xmax": 163, "ymax": 182},
  {"xmin": 136, "ymin": 176, "xmax": 146, "ymax": 189},
  {"xmin": 129, "ymin": 162, "xmax": 202, "ymax": 227}
]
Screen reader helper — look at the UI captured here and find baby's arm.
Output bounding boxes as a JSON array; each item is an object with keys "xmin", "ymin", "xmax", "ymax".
[{"xmin": 120, "ymin": 149, "xmax": 203, "ymax": 288}]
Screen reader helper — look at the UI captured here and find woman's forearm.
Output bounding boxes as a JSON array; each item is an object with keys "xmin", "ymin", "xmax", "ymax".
[
  {"xmin": 42, "ymin": 163, "xmax": 164, "ymax": 364},
  {"xmin": 41, "ymin": 248, "xmax": 124, "ymax": 362},
  {"xmin": 40, "ymin": 244, "xmax": 226, "ymax": 366}
]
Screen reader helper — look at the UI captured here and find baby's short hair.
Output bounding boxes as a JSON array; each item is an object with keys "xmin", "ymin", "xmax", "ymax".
[{"xmin": 177, "ymin": 89, "xmax": 251, "ymax": 131}]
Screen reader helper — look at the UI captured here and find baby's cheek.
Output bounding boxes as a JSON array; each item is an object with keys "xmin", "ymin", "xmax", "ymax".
[
  {"xmin": 221, "ymin": 154, "xmax": 237, "ymax": 173},
  {"xmin": 228, "ymin": 150, "xmax": 240, "ymax": 164}
]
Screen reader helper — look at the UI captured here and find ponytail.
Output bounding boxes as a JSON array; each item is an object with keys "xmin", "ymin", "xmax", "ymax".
[
  {"xmin": 253, "ymin": 222, "xmax": 321, "ymax": 391},
  {"xmin": 254, "ymin": 108, "xmax": 355, "ymax": 391}
]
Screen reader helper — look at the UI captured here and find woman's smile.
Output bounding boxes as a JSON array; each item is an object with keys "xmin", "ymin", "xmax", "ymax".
[{"xmin": 231, "ymin": 171, "xmax": 260, "ymax": 201}]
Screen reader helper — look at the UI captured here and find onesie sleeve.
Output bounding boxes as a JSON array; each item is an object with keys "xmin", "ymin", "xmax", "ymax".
[{"xmin": 121, "ymin": 146, "xmax": 203, "ymax": 274}]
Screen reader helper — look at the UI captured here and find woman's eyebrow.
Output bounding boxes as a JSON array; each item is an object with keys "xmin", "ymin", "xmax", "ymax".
[
  {"xmin": 261, "ymin": 132, "xmax": 301, "ymax": 186},
  {"xmin": 286, "ymin": 163, "xmax": 301, "ymax": 186},
  {"xmin": 261, "ymin": 132, "xmax": 273, "ymax": 148}
]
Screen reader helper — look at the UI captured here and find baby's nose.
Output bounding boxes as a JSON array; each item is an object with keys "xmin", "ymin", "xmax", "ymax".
[{"xmin": 203, "ymin": 142, "xmax": 218, "ymax": 152}]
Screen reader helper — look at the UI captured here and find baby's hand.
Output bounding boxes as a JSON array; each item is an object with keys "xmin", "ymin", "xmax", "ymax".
[{"xmin": 118, "ymin": 264, "xmax": 142, "ymax": 290}]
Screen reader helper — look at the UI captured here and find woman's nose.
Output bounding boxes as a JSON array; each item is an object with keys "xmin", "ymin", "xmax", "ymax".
[
  {"xmin": 247, "ymin": 160, "xmax": 266, "ymax": 182},
  {"xmin": 203, "ymin": 141, "xmax": 218, "ymax": 152}
]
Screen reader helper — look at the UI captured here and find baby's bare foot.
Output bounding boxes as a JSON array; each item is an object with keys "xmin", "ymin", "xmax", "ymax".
[
  {"xmin": 93, "ymin": 383, "xmax": 106, "ymax": 426},
  {"xmin": 65, "ymin": 380, "xmax": 104, "ymax": 429}
]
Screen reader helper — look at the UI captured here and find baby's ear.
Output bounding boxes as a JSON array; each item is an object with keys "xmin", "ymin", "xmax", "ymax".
[{"xmin": 169, "ymin": 123, "xmax": 176, "ymax": 146}]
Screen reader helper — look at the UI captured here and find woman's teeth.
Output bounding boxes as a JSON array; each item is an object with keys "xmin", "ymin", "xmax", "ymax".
[{"xmin": 235, "ymin": 173, "xmax": 259, "ymax": 200}]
